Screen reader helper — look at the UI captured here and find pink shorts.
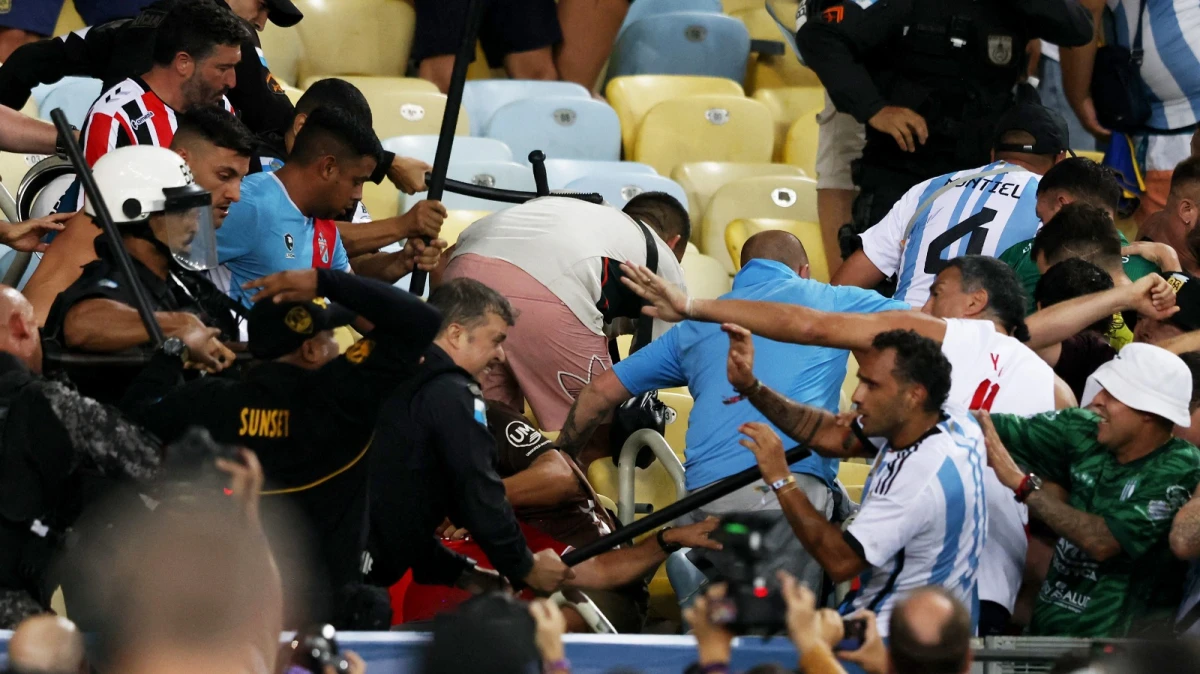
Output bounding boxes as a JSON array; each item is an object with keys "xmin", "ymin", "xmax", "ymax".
[{"xmin": 444, "ymin": 254, "xmax": 611, "ymax": 431}]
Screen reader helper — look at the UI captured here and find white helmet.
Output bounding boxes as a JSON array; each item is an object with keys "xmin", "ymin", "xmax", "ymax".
[{"xmin": 86, "ymin": 146, "xmax": 218, "ymax": 271}]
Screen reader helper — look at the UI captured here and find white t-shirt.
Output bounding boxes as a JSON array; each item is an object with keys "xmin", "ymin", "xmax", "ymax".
[
  {"xmin": 844, "ymin": 405, "xmax": 988, "ymax": 636},
  {"xmin": 860, "ymin": 161, "xmax": 1043, "ymax": 308},
  {"xmin": 941, "ymin": 318, "xmax": 1057, "ymax": 613},
  {"xmin": 451, "ymin": 197, "xmax": 688, "ymax": 338}
]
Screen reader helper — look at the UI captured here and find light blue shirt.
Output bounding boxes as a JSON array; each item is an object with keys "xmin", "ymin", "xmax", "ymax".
[
  {"xmin": 612, "ymin": 259, "xmax": 909, "ymax": 491},
  {"xmin": 215, "ymin": 172, "xmax": 350, "ymax": 307}
]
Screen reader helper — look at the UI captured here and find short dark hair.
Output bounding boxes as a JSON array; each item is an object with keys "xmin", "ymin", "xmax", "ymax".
[
  {"xmin": 428, "ymin": 278, "xmax": 516, "ymax": 334},
  {"xmin": 1179, "ymin": 351, "xmax": 1200, "ymax": 413},
  {"xmin": 871, "ymin": 330, "xmax": 952, "ymax": 413},
  {"xmin": 171, "ymin": 106, "xmax": 256, "ymax": 157},
  {"xmin": 1035, "ymin": 258, "xmax": 1115, "ymax": 333},
  {"xmin": 295, "ymin": 78, "xmax": 374, "ymax": 126},
  {"xmin": 1030, "ymin": 202, "xmax": 1122, "ymax": 271},
  {"xmin": 1170, "ymin": 156, "xmax": 1200, "ymax": 199},
  {"xmin": 889, "ymin": 588, "xmax": 972, "ymax": 674},
  {"xmin": 151, "ymin": 0, "xmax": 249, "ymax": 66},
  {"xmin": 624, "ymin": 192, "xmax": 691, "ymax": 250},
  {"xmin": 289, "ymin": 105, "xmax": 382, "ymax": 166},
  {"xmin": 944, "ymin": 256, "xmax": 1031, "ymax": 342},
  {"xmin": 1036, "ymin": 157, "xmax": 1123, "ymax": 214}
]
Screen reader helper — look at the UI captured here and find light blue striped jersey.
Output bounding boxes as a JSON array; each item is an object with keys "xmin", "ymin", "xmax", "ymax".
[
  {"xmin": 842, "ymin": 405, "xmax": 988, "ymax": 636},
  {"xmin": 1108, "ymin": 0, "xmax": 1200, "ymax": 131},
  {"xmin": 860, "ymin": 161, "xmax": 1042, "ymax": 308}
]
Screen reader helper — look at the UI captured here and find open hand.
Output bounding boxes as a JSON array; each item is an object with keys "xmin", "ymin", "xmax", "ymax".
[
  {"xmin": 662, "ymin": 517, "xmax": 723, "ymax": 551},
  {"xmin": 972, "ymin": 410, "xmax": 1022, "ymax": 490},
  {"xmin": 682, "ymin": 585, "xmax": 734, "ymax": 666},
  {"xmin": 779, "ymin": 570, "xmax": 842, "ymax": 652},
  {"xmin": 530, "ymin": 599, "xmax": 568, "ymax": 662},
  {"xmin": 215, "ymin": 449, "xmax": 264, "ymax": 527},
  {"xmin": 723, "ymin": 323, "xmax": 756, "ymax": 391},
  {"xmin": 0, "ymin": 211, "xmax": 74, "ymax": 252},
  {"xmin": 243, "ymin": 268, "xmax": 319, "ymax": 304},
  {"xmin": 1074, "ymin": 97, "xmax": 1112, "ymax": 140},
  {"xmin": 618, "ymin": 262, "xmax": 690, "ymax": 322},
  {"xmin": 867, "ymin": 106, "xmax": 928, "ymax": 153},
  {"xmin": 739, "ymin": 422, "xmax": 790, "ymax": 485}
]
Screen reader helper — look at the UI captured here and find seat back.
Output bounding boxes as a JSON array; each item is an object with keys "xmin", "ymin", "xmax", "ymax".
[
  {"xmin": 35, "ymin": 77, "xmax": 103, "ymax": 129},
  {"xmin": 299, "ymin": 74, "xmax": 438, "ymax": 93},
  {"xmin": 725, "ymin": 217, "xmax": 829, "ymax": 282},
  {"xmin": 619, "ymin": 0, "xmax": 723, "ymax": 37},
  {"xmin": 783, "ymin": 110, "xmax": 822, "ymax": 177},
  {"xmin": 258, "ymin": 22, "xmax": 303, "ymax": 87},
  {"xmin": 606, "ymin": 75, "xmax": 744, "ymax": 156},
  {"xmin": 563, "ymin": 174, "xmax": 689, "ymax": 211},
  {"xmin": 401, "ymin": 161, "xmax": 537, "ymax": 213},
  {"xmin": 702, "ymin": 175, "xmax": 817, "ymax": 271},
  {"xmin": 658, "ymin": 391, "xmax": 694, "ymax": 458},
  {"xmin": 382, "ymin": 135, "xmax": 514, "ymax": 165},
  {"xmin": 367, "ymin": 91, "xmax": 470, "ymax": 141},
  {"xmin": 53, "ymin": 1, "xmax": 86, "ymax": 35},
  {"xmin": 837, "ymin": 460, "xmax": 872, "ymax": 504},
  {"xmin": 731, "ymin": 7, "xmax": 822, "ymax": 90},
  {"xmin": 463, "ymin": 80, "xmax": 591, "ymax": 136},
  {"xmin": 293, "ymin": 0, "xmax": 416, "ymax": 82},
  {"xmin": 680, "ymin": 249, "xmax": 734, "ymax": 298},
  {"xmin": 670, "ymin": 161, "xmax": 806, "ymax": 229},
  {"xmin": 486, "ymin": 97, "xmax": 621, "ymax": 164},
  {"xmin": 544, "ymin": 159, "xmax": 658, "ymax": 189},
  {"xmin": 608, "ymin": 13, "xmax": 752, "ymax": 86},
  {"xmin": 753, "ymin": 87, "xmax": 824, "ymax": 160},
  {"xmin": 634, "ymin": 95, "xmax": 773, "ymax": 175}
]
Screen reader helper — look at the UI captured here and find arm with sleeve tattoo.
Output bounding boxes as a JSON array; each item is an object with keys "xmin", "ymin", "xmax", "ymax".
[
  {"xmin": 1171, "ymin": 489, "xmax": 1200, "ymax": 560},
  {"xmin": 558, "ymin": 370, "xmax": 632, "ymax": 459},
  {"xmin": 745, "ymin": 385, "xmax": 868, "ymax": 459},
  {"xmin": 1024, "ymin": 491, "xmax": 1122, "ymax": 561}
]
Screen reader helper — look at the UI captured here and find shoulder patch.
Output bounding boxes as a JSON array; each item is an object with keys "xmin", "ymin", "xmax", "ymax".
[
  {"xmin": 97, "ymin": 279, "xmax": 118, "ymax": 289},
  {"xmin": 473, "ymin": 397, "xmax": 487, "ymax": 427},
  {"xmin": 466, "ymin": 382, "xmax": 483, "ymax": 397},
  {"xmin": 345, "ymin": 339, "xmax": 375, "ymax": 365}
]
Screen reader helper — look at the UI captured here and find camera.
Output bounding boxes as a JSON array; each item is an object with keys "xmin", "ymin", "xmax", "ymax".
[
  {"xmin": 701, "ymin": 512, "xmax": 788, "ymax": 636},
  {"xmin": 280, "ymin": 624, "xmax": 350, "ymax": 674},
  {"xmin": 156, "ymin": 426, "xmax": 242, "ymax": 502}
]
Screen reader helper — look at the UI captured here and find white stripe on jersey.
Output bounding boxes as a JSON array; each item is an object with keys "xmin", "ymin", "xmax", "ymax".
[
  {"xmin": 1108, "ymin": 0, "xmax": 1200, "ymax": 130},
  {"xmin": 859, "ymin": 161, "xmax": 1043, "ymax": 308},
  {"xmin": 844, "ymin": 406, "xmax": 987, "ymax": 635}
]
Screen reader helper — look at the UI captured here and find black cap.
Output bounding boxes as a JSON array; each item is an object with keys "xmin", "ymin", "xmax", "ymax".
[
  {"xmin": 248, "ymin": 298, "xmax": 355, "ymax": 359},
  {"xmin": 1170, "ymin": 275, "xmax": 1200, "ymax": 332},
  {"xmin": 993, "ymin": 103, "xmax": 1072, "ymax": 156},
  {"xmin": 266, "ymin": 0, "xmax": 303, "ymax": 27}
]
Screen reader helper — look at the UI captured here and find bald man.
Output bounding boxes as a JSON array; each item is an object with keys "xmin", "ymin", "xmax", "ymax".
[
  {"xmin": 8, "ymin": 614, "xmax": 87, "ymax": 674},
  {"xmin": 888, "ymin": 588, "xmax": 973, "ymax": 674},
  {"xmin": 557, "ymin": 230, "xmax": 911, "ymax": 605},
  {"xmin": 0, "ymin": 286, "xmax": 161, "ymax": 628}
]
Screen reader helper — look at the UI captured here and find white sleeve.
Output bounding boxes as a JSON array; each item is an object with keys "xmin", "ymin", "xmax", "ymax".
[
  {"xmin": 859, "ymin": 180, "xmax": 928, "ymax": 277},
  {"xmin": 847, "ymin": 460, "xmax": 937, "ymax": 567}
]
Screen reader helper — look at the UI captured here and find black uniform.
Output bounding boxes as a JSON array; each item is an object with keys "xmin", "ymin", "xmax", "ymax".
[
  {"xmin": 0, "ymin": 352, "xmax": 160, "ymax": 628},
  {"xmin": 41, "ymin": 234, "xmax": 240, "ymax": 404},
  {"xmin": 120, "ymin": 269, "xmax": 440, "ymax": 615},
  {"xmin": 367, "ymin": 346, "xmax": 535, "ymax": 589},
  {"xmin": 796, "ymin": 0, "xmax": 1093, "ymax": 256},
  {"xmin": 0, "ymin": 0, "xmax": 295, "ymax": 136}
]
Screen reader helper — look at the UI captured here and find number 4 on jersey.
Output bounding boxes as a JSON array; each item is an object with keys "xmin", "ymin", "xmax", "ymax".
[{"xmin": 924, "ymin": 208, "xmax": 998, "ymax": 275}]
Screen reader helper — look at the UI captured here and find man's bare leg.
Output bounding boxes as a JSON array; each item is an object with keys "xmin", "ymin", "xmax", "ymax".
[
  {"xmin": 818, "ymin": 188, "xmax": 855, "ymax": 276},
  {"xmin": 504, "ymin": 46, "xmax": 559, "ymax": 82},
  {"xmin": 418, "ymin": 55, "xmax": 455, "ymax": 94},
  {"xmin": 555, "ymin": 0, "xmax": 628, "ymax": 91}
]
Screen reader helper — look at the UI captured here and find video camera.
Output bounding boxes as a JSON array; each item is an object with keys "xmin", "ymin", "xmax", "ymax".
[
  {"xmin": 702, "ymin": 512, "xmax": 788, "ymax": 636},
  {"xmin": 156, "ymin": 426, "xmax": 241, "ymax": 503},
  {"xmin": 280, "ymin": 624, "xmax": 351, "ymax": 674}
]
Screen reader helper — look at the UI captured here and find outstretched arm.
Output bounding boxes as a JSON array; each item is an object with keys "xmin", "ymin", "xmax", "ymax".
[
  {"xmin": 1172, "ymin": 487, "xmax": 1200, "ymax": 560},
  {"xmin": 557, "ymin": 369, "xmax": 631, "ymax": 459},
  {"xmin": 1026, "ymin": 274, "xmax": 1177, "ymax": 350}
]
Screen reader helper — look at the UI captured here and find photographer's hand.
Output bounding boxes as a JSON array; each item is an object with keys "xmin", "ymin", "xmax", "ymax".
[
  {"xmin": 529, "ymin": 599, "xmax": 568, "ymax": 665},
  {"xmin": 215, "ymin": 449, "xmax": 263, "ymax": 528},
  {"xmin": 835, "ymin": 611, "xmax": 887, "ymax": 674},
  {"xmin": 682, "ymin": 584, "xmax": 734, "ymax": 667},
  {"xmin": 779, "ymin": 571, "xmax": 842, "ymax": 654},
  {"xmin": 343, "ymin": 650, "xmax": 367, "ymax": 674}
]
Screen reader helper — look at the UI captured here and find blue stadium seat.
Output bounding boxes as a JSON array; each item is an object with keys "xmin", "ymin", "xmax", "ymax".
[
  {"xmin": 618, "ymin": 0, "xmax": 723, "ymax": 38},
  {"xmin": 34, "ymin": 77, "xmax": 104, "ymax": 128},
  {"xmin": 400, "ymin": 160, "xmax": 537, "ymax": 213},
  {"xmin": 381, "ymin": 135, "xmax": 514, "ymax": 166},
  {"xmin": 484, "ymin": 97, "xmax": 621, "ymax": 164},
  {"xmin": 607, "ymin": 13, "xmax": 752, "ymax": 85},
  {"xmin": 564, "ymin": 174, "xmax": 689, "ymax": 211},
  {"xmin": 462, "ymin": 80, "xmax": 591, "ymax": 136},
  {"xmin": 543, "ymin": 159, "xmax": 657, "ymax": 189}
]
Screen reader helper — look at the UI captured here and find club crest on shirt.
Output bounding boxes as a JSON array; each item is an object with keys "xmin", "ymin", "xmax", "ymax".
[
  {"xmin": 317, "ymin": 232, "xmax": 330, "ymax": 264},
  {"xmin": 284, "ymin": 233, "xmax": 295, "ymax": 259},
  {"xmin": 987, "ymin": 35, "xmax": 1013, "ymax": 65}
]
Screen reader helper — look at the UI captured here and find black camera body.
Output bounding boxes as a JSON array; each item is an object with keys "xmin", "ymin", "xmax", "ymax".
[
  {"xmin": 704, "ymin": 512, "xmax": 788, "ymax": 636},
  {"xmin": 282, "ymin": 624, "xmax": 350, "ymax": 674}
]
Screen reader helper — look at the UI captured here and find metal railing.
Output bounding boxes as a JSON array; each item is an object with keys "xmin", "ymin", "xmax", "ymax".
[{"xmin": 615, "ymin": 429, "xmax": 688, "ymax": 526}]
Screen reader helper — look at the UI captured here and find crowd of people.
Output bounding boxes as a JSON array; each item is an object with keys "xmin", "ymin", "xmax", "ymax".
[{"xmin": 0, "ymin": 0, "xmax": 1198, "ymax": 673}]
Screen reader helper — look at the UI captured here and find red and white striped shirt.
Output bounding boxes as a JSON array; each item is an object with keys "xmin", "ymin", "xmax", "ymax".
[{"xmin": 81, "ymin": 77, "xmax": 235, "ymax": 166}]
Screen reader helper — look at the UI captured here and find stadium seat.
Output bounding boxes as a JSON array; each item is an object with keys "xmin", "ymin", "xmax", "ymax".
[
  {"xmin": 401, "ymin": 161, "xmax": 537, "ymax": 214},
  {"xmin": 633, "ymin": 95, "xmax": 773, "ymax": 175},
  {"xmin": 702, "ymin": 175, "xmax": 818, "ymax": 272},
  {"xmin": 485, "ymin": 97, "xmax": 621, "ymax": 164},
  {"xmin": 670, "ymin": 161, "xmax": 807, "ymax": 228},
  {"xmin": 606, "ymin": 76, "xmax": 745, "ymax": 157},
  {"xmin": 299, "ymin": 74, "xmax": 437, "ymax": 95},
  {"xmin": 658, "ymin": 392, "xmax": 693, "ymax": 458},
  {"xmin": 462, "ymin": 80, "xmax": 591, "ymax": 136},
  {"xmin": 35, "ymin": 77, "xmax": 103, "ymax": 128},
  {"xmin": 1075, "ymin": 150, "xmax": 1105, "ymax": 164},
  {"xmin": 52, "ymin": 2, "xmax": 85, "ymax": 35},
  {"xmin": 258, "ymin": 22, "xmax": 303, "ymax": 87},
  {"xmin": 783, "ymin": 111, "xmax": 821, "ymax": 176},
  {"xmin": 618, "ymin": 0, "xmax": 723, "ymax": 38},
  {"xmin": 439, "ymin": 210, "xmax": 492, "ymax": 246},
  {"xmin": 291, "ymin": 0, "xmax": 416, "ymax": 83},
  {"xmin": 681, "ymin": 250, "xmax": 733, "ymax": 298},
  {"xmin": 753, "ymin": 87, "xmax": 824, "ymax": 161},
  {"xmin": 608, "ymin": 13, "xmax": 752, "ymax": 86},
  {"xmin": 367, "ymin": 91, "xmax": 470, "ymax": 141},
  {"xmin": 837, "ymin": 461, "xmax": 872, "ymax": 504},
  {"xmin": 731, "ymin": 8, "xmax": 822, "ymax": 90},
  {"xmin": 563, "ymin": 174, "xmax": 689, "ymax": 211},
  {"xmin": 840, "ymin": 353, "xmax": 859, "ymax": 413},
  {"xmin": 382, "ymin": 135, "xmax": 514, "ymax": 166},
  {"xmin": 0, "ymin": 153, "xmax": 34, "ymax": 199},
  {"xmin": 282, "ymin": 85, "xmax": 305, "ymax": 106},
  {"xmin": 544, "ymin": 159, "xmax": 658, "ymax": 189},
  {"xmin": 725, "ymin": 217, "xmax": 829, "ymax": 282}
]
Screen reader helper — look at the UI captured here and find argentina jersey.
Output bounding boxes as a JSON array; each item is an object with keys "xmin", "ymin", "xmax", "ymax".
[
  {"xmin": 1108, "ymin": 0, "xmax": 1200, "ymax": 131},
  {"xmin": 860, "ymin": 161, "xmax": 1042, "ymax": 308},
  {"xmin": 841, "ymin": 406, "xmax": 988, "ymax": 636}
]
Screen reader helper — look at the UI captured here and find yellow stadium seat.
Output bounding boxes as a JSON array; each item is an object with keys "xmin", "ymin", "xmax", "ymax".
[
  {"xmin": 292, "ymin": 0, "xmax": 415, "ymax": 83},
  {"xmin": 53, "ymin": 2, "xmax": 85, "ymax": 35},
  {"xmin": 367, "ymin": 91, "xmax": 470, "ymax": 141},
  {"xmin": 753, "ymin": 87, "xmax": 824, "ymax": 161},
  {"xmin": 681, "ymin": 250, "xmax": 734, "ymax": 298},
  {"xmin": 837, "ymin": 461, "xmax": 872, "ymax": 504},
  {"xmin": 702, "ymin": 175, "xmax": 818, "ymax": 272},
  {"xmin": 606, "ymin": 76, "xmax": 745, "ymax": 157},
  {"xmin": 671, "ymin": 162, "xmax": 808, "ymax": 235},
  {"xmin": 725, "ymin": 218, "xmax": 828, "ymax": 282},
  {"xmin": 298, "ymin": 74, "xmax": 439, "ymax": 94},
  {"xmin": 731, "ymin": 8, "xmax": 822, "ymax": 91},
  {"xmin": 440, "ymin": 210, "xmax": 492, "ymax": 246},
  {"xmin": 1075, "ymin": 150, "xmax": 1105, "ymax": 164},
  {"xmin": 634, "ymin": 95, "xmax": 774, "ymax": 176},
  {"xmin": 0, "ymin": 153, "xmax": 34, "ymax": 199},
  {"xmin": 359, "ymin": 181, "xmax": 398, "ymax": 221},
  {"xmin": 586, "ymin": 455, "xmax": 681, "ymax": 528},
  {"xmin": 281, "ymin": 85, "xmax": 305, "ymax": 106},
  {"xmin": 783, "ymin": 110, "xmax": 821, "ymax": 176},
  {"xmin": 259, "ymin": 22, "xmax": 303, "ymax": 87},
  {"xmin": 840, "ymin": 353, "xmax": 859, "ymax": 413},
  {"xmin": 658, "ymin": 391, "xmax": 693, "ymax": 459}
]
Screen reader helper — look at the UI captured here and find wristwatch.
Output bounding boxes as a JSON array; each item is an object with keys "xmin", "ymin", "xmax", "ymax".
[
  {"xmin": 656, "ymin": 527, "xmax": 682, "ymax": 554},
  {"xmin": 160, "ymin": 337, "xmax": 189, "ymax": 364},
  {"xmin": 1015, "ymin": 473, "xmax": 1043, "ymax": 503}
]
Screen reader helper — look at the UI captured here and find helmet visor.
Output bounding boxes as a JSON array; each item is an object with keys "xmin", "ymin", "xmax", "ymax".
[{"xmin": 161, "ymin": 185, "xmax": 217, "ymax": 271}]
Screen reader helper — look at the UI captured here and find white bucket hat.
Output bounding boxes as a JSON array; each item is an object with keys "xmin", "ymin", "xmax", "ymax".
[{"xmin": 1081, "ymin": 342, "xmax": 1193, "ymax": 427}]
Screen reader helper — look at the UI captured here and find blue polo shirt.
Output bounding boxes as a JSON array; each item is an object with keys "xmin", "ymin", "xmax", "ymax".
[
  {"xmin": 216, "ymin": 172, "xmax": 351, "ymax": 307},
  {"xmin": 613, "ymin": 259, "xmax": 909, "ymax": 491}
]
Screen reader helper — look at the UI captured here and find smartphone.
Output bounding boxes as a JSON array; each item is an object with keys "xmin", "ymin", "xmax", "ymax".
[{"xmin": 835, "ymin": 617, "xmax": 867, "ymax": 651}]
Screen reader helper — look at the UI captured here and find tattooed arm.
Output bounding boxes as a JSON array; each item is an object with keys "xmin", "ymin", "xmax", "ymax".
[
  {"xmin": 1171, "ymin": 488, "xmax": 1200, "ymax": 560},
  {"xmin": 557, "ymin": 370, "xmax": 632, "ymax": 460},
  {"xmin": 1024, "ymin": 491, "xmax": 1122, "ymax": 561}
]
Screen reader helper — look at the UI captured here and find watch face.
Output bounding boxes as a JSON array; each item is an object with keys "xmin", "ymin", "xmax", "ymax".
[{"xmin": 1029, "ymin": 474, "xmax": 1044, "ymax": 489}]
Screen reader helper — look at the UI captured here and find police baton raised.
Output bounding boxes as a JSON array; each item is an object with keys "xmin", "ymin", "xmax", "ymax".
[
  {"xmin": 560, "ymin": 445, "xmax": 813, "ymax": 567},
  {"xmin": 50, "ymin": 108, "xmax": 166, "ymax": 345}
]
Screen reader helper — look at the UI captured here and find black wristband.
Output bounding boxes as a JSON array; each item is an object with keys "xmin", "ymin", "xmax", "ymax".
[{"xmin": 656, "ymin": 527, "xmax": 682, "ymax": 554}]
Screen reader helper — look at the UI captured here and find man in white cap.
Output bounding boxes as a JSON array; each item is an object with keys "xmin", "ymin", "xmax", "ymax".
[{"xmin": 976, "ymin": 343, "xmax": 1200, "ymax": 638}]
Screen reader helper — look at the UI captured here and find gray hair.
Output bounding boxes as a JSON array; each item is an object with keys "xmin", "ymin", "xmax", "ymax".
[{"xmin": 428, "ymin": 278, "xmax": 516, "ymax": 334}]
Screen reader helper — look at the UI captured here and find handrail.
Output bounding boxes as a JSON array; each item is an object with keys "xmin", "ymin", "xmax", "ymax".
[
  {"xmin": 616, "ymin": 429, "xmax": 687, "ymax": 526},
  {"xmin": 550, "ymin": 591, "xmax": 617, "ymax": 634}
]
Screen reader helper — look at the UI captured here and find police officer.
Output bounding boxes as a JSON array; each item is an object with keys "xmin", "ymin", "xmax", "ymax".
[
  {"xmin": 42, "ymin": 145, "xmax": 239, "ymax": 404},
  {"xmin": 795, "ymin": 0, "xmax": 1093, "ymax": 259},
  {"xmin": 368, "ymin": 278, "xmax": 576, "ymax": 597},
  {"xmin": 120, "ymin": 266, "xmax": 441, "ymax": 625}
]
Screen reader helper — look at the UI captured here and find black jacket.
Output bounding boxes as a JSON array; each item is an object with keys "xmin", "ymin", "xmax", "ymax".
[
  {"xmin": 0, "ymin": 0, "xmax": 294, "ymax": 136},
  {"xmin": 367, "ymin": 346, "xmax": 535, "ymax": 588}
]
